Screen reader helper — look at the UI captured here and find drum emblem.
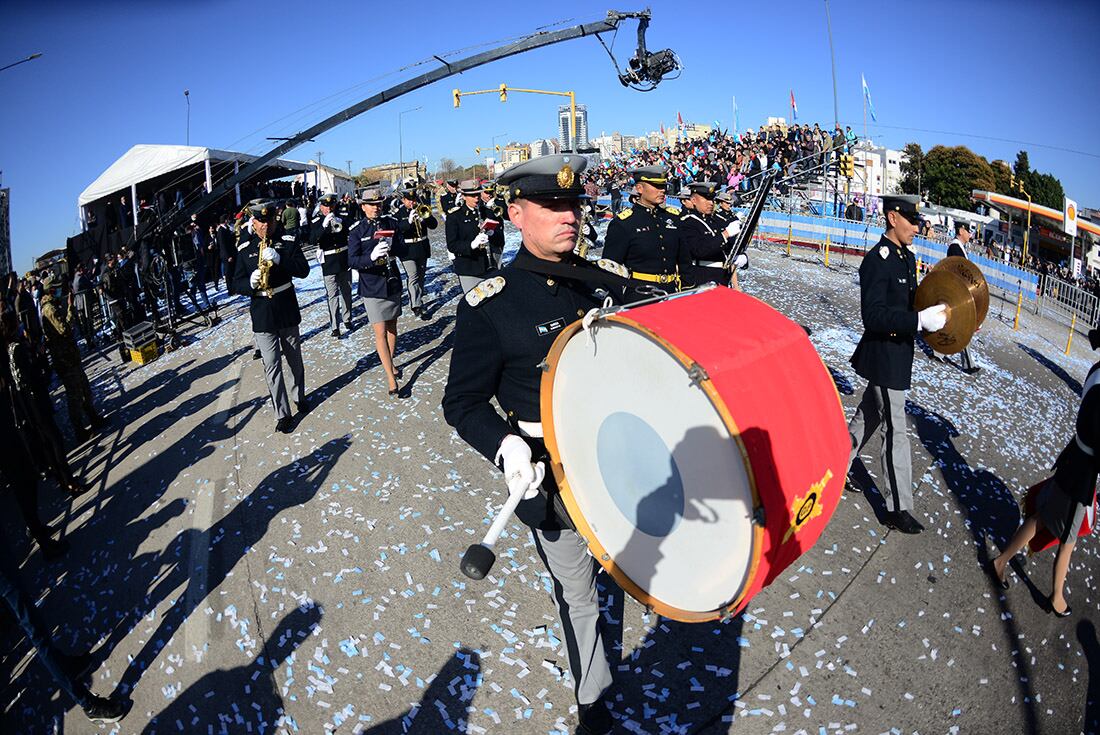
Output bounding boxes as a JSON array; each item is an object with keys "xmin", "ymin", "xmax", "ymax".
[{"xmin": 783, "ymin": 469, "xmax": 833, "ymax": 544}]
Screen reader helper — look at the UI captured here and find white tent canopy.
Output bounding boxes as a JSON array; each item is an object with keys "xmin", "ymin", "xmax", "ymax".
[{"xmin": 78, "ymin": 144, "xmax": 311, "ymax": 207}]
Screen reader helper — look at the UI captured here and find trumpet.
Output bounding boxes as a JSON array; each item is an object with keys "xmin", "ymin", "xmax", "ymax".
[{"xmin": 416, "ymin": 203, "xmax": 432, "ymax": 220}]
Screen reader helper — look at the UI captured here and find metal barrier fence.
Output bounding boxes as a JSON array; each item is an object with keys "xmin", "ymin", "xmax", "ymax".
[{"xmin": 1037, "ymin": 273, "xmax": 1100, "ymax": 332}]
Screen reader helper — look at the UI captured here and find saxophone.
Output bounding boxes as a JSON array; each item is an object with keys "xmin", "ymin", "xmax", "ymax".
[
  {"xmin": 575, "ymin": 207, "xmax": 592, "ymax": 259},
  {"xmin": 257, "ymin": 234, "xmax": 273, "ymax": 291}
]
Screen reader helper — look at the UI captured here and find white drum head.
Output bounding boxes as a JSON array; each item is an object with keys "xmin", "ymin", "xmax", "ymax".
[{"xmin": 548, "ymin": 320, "xmax": 756, "ymax": 614}]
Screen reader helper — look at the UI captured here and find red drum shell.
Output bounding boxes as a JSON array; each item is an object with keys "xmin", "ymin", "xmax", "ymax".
[{"xmin": 541, "ymin": 286, "xmax": 849, "ymax": 622}]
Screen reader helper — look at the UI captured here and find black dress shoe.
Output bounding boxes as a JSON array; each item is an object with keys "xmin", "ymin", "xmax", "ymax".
[
  {"xmin": 577, "ymin": 696, "xmax": 613, "ymax": 735},
  {"xmin": 884, "ymin": 510, "xmax": 924, "ymax": 534},
  {"xmin": 275, "ymin": 417, "xmax": 294, "ymax": 434},
  {"xmin": 330, "ymin": 328, "xmax": 340, "ymax": 338},
  {"xmin": 252, "ymin": 349, "xmax": 262, "ymax": 360},
  {"xmin": 419, "ymin": 310, "xmax": 430, "ymax": 321},
  {"xmin": 985, "ymin": 561, "xmax": 1009, "ymax": 590},
  {"xmin": 1047, "ymin": 595, "xmax": 1072, "ymax": 617},
  {"xmin": 344, "ymin": 322, "xmax": 354, "ymax": 333},
  {"xmin": 963, "ymin": 366, "xmax": 981, "ymax": 375}
]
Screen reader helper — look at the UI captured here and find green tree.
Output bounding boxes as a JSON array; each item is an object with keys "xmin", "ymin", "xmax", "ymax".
[
  {"xmin": 898, "ymin": 142, "xmax": 924, "ymax": 195},
  {"xmin": 990, "ymin": 159, "xmax": 1013, "ymax": 195},
  {"xmin": 921, "ymin": 145, "xmax": 996, "ymax": 210},
  {"xmin": 1013, "ymin": 150, "xmax": 1030, "ymax": 179},
  {"xmin": 1027, "ymin": 170, "xmax": 1065, "ymax": 210}
]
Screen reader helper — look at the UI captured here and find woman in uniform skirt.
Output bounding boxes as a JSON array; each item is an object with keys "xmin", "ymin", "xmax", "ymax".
[
  {"xmin": 348, "ymin": 187, "xmax": 404, "ymax": 396},
  {"xmin": 991, "ymin": 329, "xmax": 1100, "ymax": 617}
]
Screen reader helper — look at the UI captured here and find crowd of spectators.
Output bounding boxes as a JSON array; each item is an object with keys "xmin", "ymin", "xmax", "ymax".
[{"xmin": 582, "ymin": 122, "xmax": 858, "ymax": 202}]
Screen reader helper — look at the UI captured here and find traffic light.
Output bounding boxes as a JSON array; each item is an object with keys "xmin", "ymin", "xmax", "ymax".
[
  {"xmin": 453, "ymin": 89, "xmax": 461, "ymax": 108},
  {"xmin": 499, "ymin": 83, "xmax": 507, "ymax": 102},
  {"xmin": 474, "ymin": 147, "xmax": 481, "ymax": 155},
  {"xmin": 838, "ymin": 154, "xmax": 854, "ymax": 178},
  {"xmin": 1009, "ymin": 173, "xmax": 1015, "ymax": 189}
]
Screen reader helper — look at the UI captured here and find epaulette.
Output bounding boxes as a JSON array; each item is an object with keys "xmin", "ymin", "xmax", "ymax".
[
  {"xmin": 617, "ymin": 208, "xmax": 633, "ymax": 220},
  {"xmin": 237, "ymin": 239, "xmax": 251, "ymax": 251},
  {"xmin": 663, "ymin": 206, "xmax": 680, "ymax": 215},
  {"xmin": 596, "ymin": 259, "xmax": 629, "ymax": 278},
  {"xmin": 447, "ymin": 206, "xmax": 460, "ymax": 214},
  {"xmin": 281, "ymin": 234, "xmax": 296, "ymax": 241},
  {"xmin": 310, "ymin": 216, "xmax": 321, "ymax": 224},
  {"xmin": 464, "ymin": 276, "xmax": 506, "ymax": 307}
]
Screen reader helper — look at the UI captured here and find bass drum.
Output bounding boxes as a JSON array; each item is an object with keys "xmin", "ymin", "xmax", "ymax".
[{"xmin": 541, "ymin": 286, "xmax": 849, "ymax": 622}]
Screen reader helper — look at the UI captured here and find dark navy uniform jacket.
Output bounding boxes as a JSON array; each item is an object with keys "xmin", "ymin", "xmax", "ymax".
[
  {"xmin": 445, "ymin": 203, "xmax": 492, "ymax": 277},
  {"xmin": 850, "ymin": 234, "xmax": 919, "ymax": 390},
  {"xmin": 1053, "ymin": 361, "xmax": 1100, "ymax": 508},
  {"xmin": 442, "ymin": 246, "xmax": 622, "ymax": 529},
  {"xmin": 309, "ymin": 214, "xmax": 350, "ymax": 276},
  {"xmin": 678, "ymin": 210, "xmax": 730, "ymax": 286},
  {"xmin": 232, "ymin": 224, "xmax": 310, "ymax": 334},
  {"xmin": 602, "ymin": 204, "xmax": 691, "ymax": 278},
  {"xmin": 348, "ymin": 215, "xmax": 404, "ymax": 300},
  {"xmin": 393, "ymin": 204, "xmax": 438, "ymax": 262}
]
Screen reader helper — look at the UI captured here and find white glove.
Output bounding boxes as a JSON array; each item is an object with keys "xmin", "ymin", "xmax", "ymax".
[
  {"xmin": 408, "ymin": 210, "xmax": 417, "ymax": 224},
  {"xmin": 471, "ymin": 232, "xmax": 490, "ymax": 250},
  {"xmin": 495, "ymin": 435, "xmax": 541, "ymax": 501},
  {"xmin": 733, "ymin": 253, "xmax": 749, "ymax": 270},
  {"xmin": 918, "ymin": 304, "xmax": 948, "ymax": 332},
  {"xmin": 249, "ymin": 269, "xmax": 262, "ymax": 289},
  {"xmin": 316, "ymin": 248, "xmax": 326, "ymax": 265},
  {"xmin": 260, "ymin": 246, "xmax": 280, "ymax": 265},
  {"xmin": 323, "ymin": 213, "xmax": 336, "ymax": 228},
  {"xmin": 724, "ymin": 220, "xmax": 742, "ymax": 239},
  {"xmin": 370, "ymin": 240, "xmax": 391, "ymax": 261}
]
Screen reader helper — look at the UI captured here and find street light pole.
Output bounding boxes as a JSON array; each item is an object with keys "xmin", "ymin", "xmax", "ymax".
[
  {"xmin": 184, "ymin": 89, "xmax": 190, "ymax": 146},
  {"xmin": 0, "ymin": 52, "xmax": 42, "ymax": 74},
  {"xmin": 399, "ymin": 106, "xmax": 422, "ymax": 183},
  {"xmin": 823, "ymin": 0, "xmax": 839, "ymax": 131}
]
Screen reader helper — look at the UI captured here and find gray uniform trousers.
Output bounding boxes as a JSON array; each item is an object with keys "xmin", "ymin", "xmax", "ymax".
[
  {"xmin": 933, "ymin": 345, "xmax": 974, "ymax": 370},
  {"xmin": 531, "ymin": 526, "xmax": 613, "ymax": 706},
  {"xmin": 847, "ymin": 383, "xmax": 913, "ymax": 513},
  {"xmin": 458, "ymin": 275, "xmax": 482, "ymax": 294},
  {"xmin": 323, "ymin": 271, "xmax": 353, "ymax": 329},
  {"xmin": 255, "ymin": 325, "xmax": 305, "ymax": 421},
  {"xmin": 400, "ymin": 258, "xmax": 427, "ymax": 308}
]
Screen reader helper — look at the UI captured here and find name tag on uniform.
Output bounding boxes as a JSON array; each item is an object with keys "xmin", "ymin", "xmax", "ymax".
[{"xmin": 536, "ymin": 318, "xmax": 566, "ymax": 336}]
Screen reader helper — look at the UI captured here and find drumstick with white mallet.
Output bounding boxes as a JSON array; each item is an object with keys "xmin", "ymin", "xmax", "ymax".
[{"xmin": 461, "ymin": 461, "xmax": 545, "ymax": 580}]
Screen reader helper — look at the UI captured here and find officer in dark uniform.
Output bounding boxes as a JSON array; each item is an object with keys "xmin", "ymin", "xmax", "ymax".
[
  {"xmin": 232, "ymin": 201, "xmax": 311, "ymax": 434},
  {"xmin": 677, "ymin": 181, "xmax": 747, "ymax": 289},
  {"xmin": 479, "ymin": 183, "xmax": 509, "ymax": 269},
  {"xmin": 310, "ymin": 193, "xmax": 353, "ymax": 338},
  {"xmin": 443, "ymin": 153, "xmax": 620, "ymax": 735},
  {"xmin": 445, "ymin": 180, "xmax": 493, "ymax": 294},
  {"xmin": 602, "ymin": 165, "xmax": 693, "ymax": 302},
  {"xmin": 847, "ymin": 194, "xmax": 947, "ymax": 534},
  {"xmin": 714, "ymin": 189, "xmax": 737, "ymax": 227},
  {"xmin": 935, "ymin": 222, "xmax": 979, "ymax": 374},
  {"xmin": 394, "ymin": 187, "xmax": 438, "ymax": 319}
]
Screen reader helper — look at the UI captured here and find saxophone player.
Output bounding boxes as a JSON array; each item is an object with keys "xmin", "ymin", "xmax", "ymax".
[
  {"xmin": 394, "ymin": 186, "xmax": 437, "ymax": 320},
  {"xmin": 310, "ymin": 193, "xmax": 353, "ymax": 338},
  {"xmin": 232, "ymin": 200, "xmax": 311, "ymax": 434}
]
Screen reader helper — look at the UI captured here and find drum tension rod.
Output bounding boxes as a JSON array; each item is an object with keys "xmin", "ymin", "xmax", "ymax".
[
  {"xmin": 687, "ymin": 363, "xmax": 710, "ymax": 387},
  {"xmin": 537, "ymin": 360, "xmax": 550, "ymax": 373}
]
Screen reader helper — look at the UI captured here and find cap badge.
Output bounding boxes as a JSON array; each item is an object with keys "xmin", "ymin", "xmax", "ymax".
[{"xmin": 557, "ymin": 164, "xmax": 575, "ymax": 189}]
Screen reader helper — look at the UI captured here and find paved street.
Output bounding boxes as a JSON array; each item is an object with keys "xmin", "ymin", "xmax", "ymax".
[{"xmin": 1, "ymin": 230, "xmax": 1097, "ymax": 735}]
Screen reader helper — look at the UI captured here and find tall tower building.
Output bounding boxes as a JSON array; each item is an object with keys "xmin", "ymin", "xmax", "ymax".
[{"xmin": 557, "ymin": 104, "xmax": 589, "ymax": 151}]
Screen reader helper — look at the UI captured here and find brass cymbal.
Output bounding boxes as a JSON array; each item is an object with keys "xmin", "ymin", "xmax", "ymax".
[
  {"xmin": 914, "ymin": 269, "xmax": 978, "ymax": 355},
  {"xmin": 931, "ymin": 256, "xmax": 989, "ymax": 327}
]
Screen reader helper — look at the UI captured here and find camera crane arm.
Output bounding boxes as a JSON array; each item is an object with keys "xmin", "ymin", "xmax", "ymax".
[{"xmin": 147, "ymin": 9, "xmax": 676, "ymax": 242}]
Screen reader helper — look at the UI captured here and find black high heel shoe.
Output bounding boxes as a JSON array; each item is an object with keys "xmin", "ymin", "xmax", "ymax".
[
  {"xmin": 1047, "ymin": 595, "xmax": 1072, "ymax": 618},
  {"xmin": 985, "ymin": 561, "xmax": 1009, "ymax": 590}
]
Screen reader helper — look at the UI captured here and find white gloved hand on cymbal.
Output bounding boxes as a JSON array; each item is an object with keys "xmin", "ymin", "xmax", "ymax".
[
  {"xmin": 733, "ymin": 253, "xmax": 749, "ymax": 270},
  {"xmin": 471, "ymin": 232, "xmax": 490, "ymax": 250},
  {"xmin": 724, "ymin": 220, "xmax": 742, "ymax": 239},
  {"xmin": 260, "ymin": 247, "xmax": 280, "ymax": 265},
  {"xmin": 370, "ymin": 240, "xmax": 391, "ymax": 261},
  {"xmin": 918, "ymin": 304, "xmax": 948, "ymax": 332},
  {"xmin": 495, "ymin": 434, "xmax": 541, "ymax": 500},
  {"xmin": 249, "ymin": 269, "xmax": 263, "ymax": 289}
]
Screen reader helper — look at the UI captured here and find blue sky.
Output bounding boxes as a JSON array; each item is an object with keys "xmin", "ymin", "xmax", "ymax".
[{"xmin": 1, "ymin": 0, "xmax": 1097, "ymax": 272}]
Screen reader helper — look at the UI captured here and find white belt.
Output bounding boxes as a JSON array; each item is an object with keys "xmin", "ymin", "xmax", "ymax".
[
  {"xmin": 257, "ymin": 282, "xmax": 293, "ymax": 298},
  {"xmin": 322, "ymin": 246, "xmax": 347, "ymax": 255},
  {"xmin": 1077, "ymin": 433, "xmax": 1094, "ymax": 457},
  {"xmin": 406, "ymin": 236, "xmax": 428, "ymax": 243},
  {"xmin": 517, "ymin": 420, "xmax": 544, "ymax": 438},
  {"xmin": 698, "ymin": 261, "xmax": 726, "ymax": 268}
]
